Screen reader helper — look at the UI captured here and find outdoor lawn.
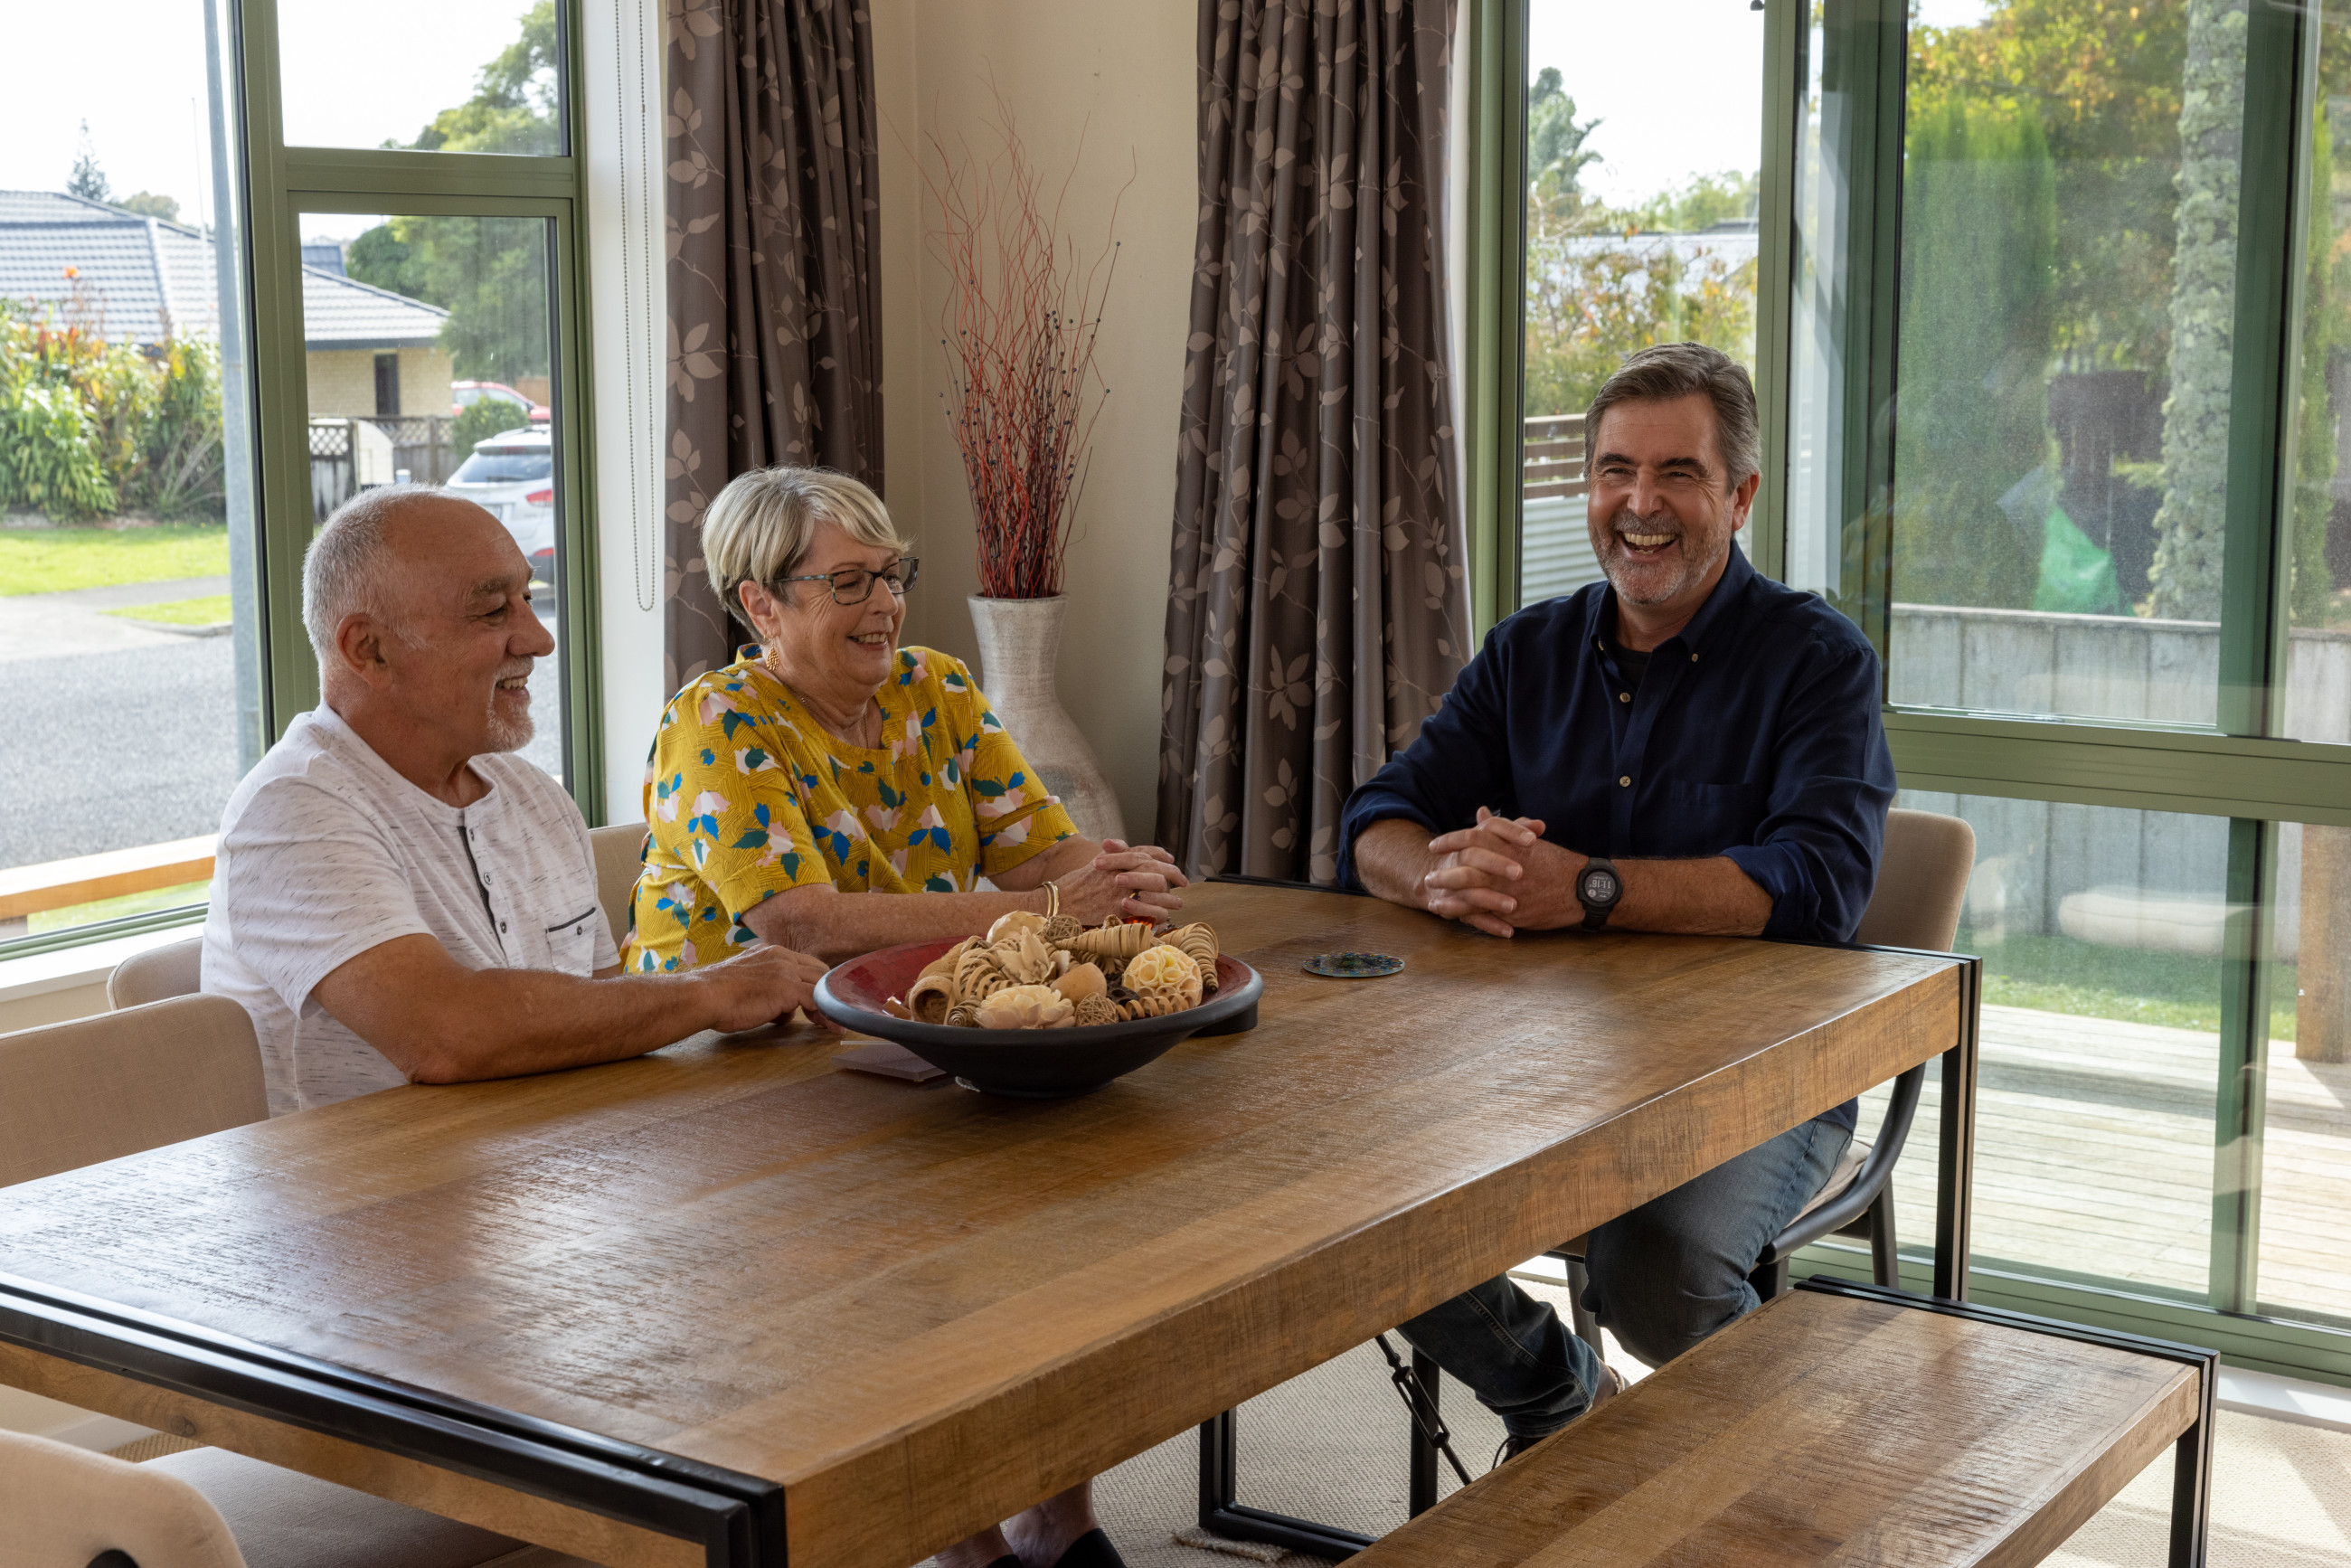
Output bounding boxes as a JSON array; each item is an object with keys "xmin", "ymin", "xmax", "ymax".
[
  {"xmin": 1967, "ymin": 926, "xmax": 2300, "ymax": 1043},
  {"xmin": 0, "ymin": 521, "xmax": 231, "ymax": 597},
  {"xmin": 104, "ymin": 593, "xmax": 231, "ymax": 627}
]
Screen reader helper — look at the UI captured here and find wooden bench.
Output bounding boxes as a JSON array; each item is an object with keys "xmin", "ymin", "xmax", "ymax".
[{"xmin": 1345, "ymin": 1279, "xmax": 2215, "ymax": 1568}]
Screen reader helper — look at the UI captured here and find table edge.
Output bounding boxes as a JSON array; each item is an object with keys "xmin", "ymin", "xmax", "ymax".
[{"xmin": 0, "ymin": 1267, "xmax": 785, "ymax": 1565}]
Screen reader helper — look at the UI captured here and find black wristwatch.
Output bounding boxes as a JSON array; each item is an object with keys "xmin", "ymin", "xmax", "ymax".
[{"xmin": 1576, "ymin": 856, "xmax": 1622, "ymax": 930}]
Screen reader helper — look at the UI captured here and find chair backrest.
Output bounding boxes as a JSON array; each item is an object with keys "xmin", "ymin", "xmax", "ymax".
[
  {"xmin": 0, "ymin": 994, "xmax": 269, "ymax": 1187},
  {"xmin": 0, "ymin": 1429, "xmax": 248, "ymax": 1568},
  {"xmin": 1852, "ymin": 808, "xmax": 1978, "ymax": 952},
  {"xmin": 590, "ymin": 821, "xmax": 647, "ymax": 953},
  {"xmin": 108, "ymin": 933, "xmax": 206, "ymax": 1009}
]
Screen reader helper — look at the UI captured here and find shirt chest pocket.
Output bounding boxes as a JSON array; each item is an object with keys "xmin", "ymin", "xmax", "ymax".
[{"xmin": 544, "ymin": 906, "xmax": 604, "ymax": 975}]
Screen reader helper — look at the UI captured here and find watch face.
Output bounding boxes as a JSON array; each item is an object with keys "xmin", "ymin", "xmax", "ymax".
[{"xmin": 1581, "ymin": 867, "xmax": 1620, "ymax": 904}]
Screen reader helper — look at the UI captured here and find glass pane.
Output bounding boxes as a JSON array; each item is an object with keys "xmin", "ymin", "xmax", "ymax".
[
  {"xmin": 2282, "ymin": 14, "xmax": 2351, "ymax": 744},
  {"xmin": 0, "ymin": 0, "xmax": 264, "ymax": 945},
  {"xmin": 278, "ymin": 0, "xmax": 562, "ymax": 156},
  {"xmin": 2259, "ymin": 822, "xmax": 2351, "ymax": 1325},
  {"xmin": 297, "ymin": 213, "xmax": 566, "ymax": 785},
  {"xmin": 1881, "ymin": 0, "xmax": 2247, "ymax": 725},
  {"xmin": 1516, "ymin": 0, "xmax": 1762, "ymax": 609},
  {"xmin": 1858, "ymin": 791, "xmax": 2228, "ymax": 1299}
]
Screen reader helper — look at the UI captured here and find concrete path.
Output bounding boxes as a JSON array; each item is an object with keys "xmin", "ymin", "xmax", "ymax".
[{"xmin": 0, "ymin": 576, "xmax": 231, "ymax": 662}]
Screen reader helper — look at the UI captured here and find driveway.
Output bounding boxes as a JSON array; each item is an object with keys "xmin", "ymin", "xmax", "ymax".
[{"xmin": 0, "ymin": 587, "xmax": 569, "ymax": 871}]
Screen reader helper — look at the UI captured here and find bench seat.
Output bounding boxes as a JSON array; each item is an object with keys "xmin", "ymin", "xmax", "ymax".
[{"xmin": 1354, "ymin": 1280, "xmax": 2214, "ymax": 1567}]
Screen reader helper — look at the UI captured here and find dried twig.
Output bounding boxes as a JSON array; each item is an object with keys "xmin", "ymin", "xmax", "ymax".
[{"xmin": 922, "ymin": 92, "xmax": 1130, "ymax": 599}]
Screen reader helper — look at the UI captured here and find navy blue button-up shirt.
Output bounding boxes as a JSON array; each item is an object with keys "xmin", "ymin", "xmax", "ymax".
[{"xmin": 1337, "ymin": 547, "xmax": 1897, "ymax": 1130}]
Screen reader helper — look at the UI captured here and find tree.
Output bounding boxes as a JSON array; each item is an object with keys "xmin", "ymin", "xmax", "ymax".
[
  {"xmin": 345, "ymin": 4, "xmax": 560, "ymax": 384},
  {"xmin": 2293, "ymin": 99, "xmax": 2339, "ymax": 624},
  {"xmin": 116, "ymin": 192, "xmax": 181, "ymax": 223},
  {"xmin": 66, "ymin": 122, "xmax": 109, "ymax": 203},
  {"xmin": 2147, "ymin": 0, "xmax": 2247, "ymax": 621},
  {"xmin": 1891, "ymin": 97, "xmax": 2059, "ymax": 609},
  {"xmin": 403, "ymin": 0, "xmax": 560, "ymax": 156},
  {"xmin": 1527, "ymin": 68, "xmax": 1601, "ymax": 225}
]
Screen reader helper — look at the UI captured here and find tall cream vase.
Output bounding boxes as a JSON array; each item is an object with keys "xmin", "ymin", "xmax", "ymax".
[{"xmin": 966, "ymin": 593, "xmax": 1128, "ymax": 845}]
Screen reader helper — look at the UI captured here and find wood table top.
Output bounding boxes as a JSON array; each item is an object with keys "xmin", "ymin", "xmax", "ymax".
[{"xmin": 0, "ymin": 883, "xmax": 1965, "ymax": 1568}]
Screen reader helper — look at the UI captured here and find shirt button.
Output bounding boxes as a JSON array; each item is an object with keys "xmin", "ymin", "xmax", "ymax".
[
  {"xmin": 1619, "ymin": 692, "xmax": 1630, "ymax": 704},
  {"xmin": 500, "ymin": 921, "xmax": 509, "ymax": 933},
  {"xmin": 1619, "ymin": 776, "xmax": 1632, "ymax": 788}
]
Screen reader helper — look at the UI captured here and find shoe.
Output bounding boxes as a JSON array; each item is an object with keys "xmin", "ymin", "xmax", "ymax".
[
  {"xmin": 1048, "ymin": 1528, "xmax": 1126, "ymax": 1568},
  {"xmin": 1489, "ymin": 1364, "xmax": 1623, "ymax": 1469}
]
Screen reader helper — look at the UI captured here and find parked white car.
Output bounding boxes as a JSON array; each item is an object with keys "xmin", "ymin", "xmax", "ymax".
[{"xmin": 448, "ymin": 428, "xmax": 556, "ymax": 586}]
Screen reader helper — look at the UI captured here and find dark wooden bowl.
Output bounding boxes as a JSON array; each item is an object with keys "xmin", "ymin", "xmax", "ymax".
[{"xmin": 814, "ymin": 939, "xmax": 1262, "ymax": 1099}]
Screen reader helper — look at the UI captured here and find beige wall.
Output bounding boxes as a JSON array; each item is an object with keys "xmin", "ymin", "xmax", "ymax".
[
  {"xmin": 305, "ymin": 346, "xmax": 456, "ymax": 419},
  {"xmin": 872, "ymin": 0, "xmax": 1197, "ymax": 837}
]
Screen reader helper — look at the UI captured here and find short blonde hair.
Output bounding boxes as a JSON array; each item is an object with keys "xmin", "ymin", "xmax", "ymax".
[{"xmin": 701, "ymin": 467, "xmax": 911, "ymax": 624}]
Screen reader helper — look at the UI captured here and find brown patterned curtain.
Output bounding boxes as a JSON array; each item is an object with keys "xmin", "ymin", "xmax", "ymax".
[
  {"xmin": 1157, "ymin": 0, "xmax": 1469, "ymax": 885},
  {"xmin": 665, "ymin": 0, "xmax": 883, "ymax": 691}
]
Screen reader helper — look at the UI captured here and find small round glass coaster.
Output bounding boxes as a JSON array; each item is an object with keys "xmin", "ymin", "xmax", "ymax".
[{"xmin": 1302, "ymin": 951, "xmax": 1404, "ymax": 978}]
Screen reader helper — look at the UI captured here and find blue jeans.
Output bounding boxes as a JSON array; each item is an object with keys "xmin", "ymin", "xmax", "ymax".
[{"xmin": 1393, "ymin": 1118, "xmax": 1852, "ymax": 1439}]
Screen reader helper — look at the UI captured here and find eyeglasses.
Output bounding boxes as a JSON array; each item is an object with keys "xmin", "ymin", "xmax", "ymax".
[{"xmin": 771, "ymin": 557, "xmax": 920, "ymax": 606}]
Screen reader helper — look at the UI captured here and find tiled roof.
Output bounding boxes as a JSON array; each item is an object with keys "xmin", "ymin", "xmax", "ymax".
[{"xmin": 0, "ymin": 190, "xmax": 448, "ymax": 350}]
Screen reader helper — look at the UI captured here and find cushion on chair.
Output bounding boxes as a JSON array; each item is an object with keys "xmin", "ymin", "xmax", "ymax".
[
  {"xmin": 1794, "ymin": 1136, "xmax": 1872, "ymax": 1222},
  {"xmin": 0, "ymin": 994, "xmax": 269, "ymax": 1187},
  {"xmin": 106, "ymin": 935, "xmax": 206, "ymax": 1009},
  {"xmin": 147, "ymin": 1447, "xmax": 540, "ymax": 1568},
  {"xmin": 590, "ymin": 822, "xmax": 648, "ymax": 952},
  {"xmin": 0, "ymin": 1430, "xmax": 247, "ymax": 1568}
]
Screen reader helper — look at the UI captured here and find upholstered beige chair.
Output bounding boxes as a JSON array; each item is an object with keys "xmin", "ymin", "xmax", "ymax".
[
  {"xmin": 0, "ymin": 994, "xmax": 268, "ymax": 1187},
  {"xmin": 0, "ymin": 1429, "xmax": 584, "ymax": 1568},
  {"xmin": 107, "ymin": 934, "xmax": 206, "ymax": 1009},
  {"xmin": 1555, "ymin": 808, "xmax": 1978, "ymax": 1346},
  {"xmin": 590, "ymin": 821, "xmax": 647, "ymax": 953},
  {"xmin": 0, "ymin": 1006, "xmax": 591, "ymax": 1566}
]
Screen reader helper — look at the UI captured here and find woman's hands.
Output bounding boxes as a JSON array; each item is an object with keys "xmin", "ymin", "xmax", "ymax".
[{"xmin": 1045, "ymin": 838, "xmax": 1190, "ymax": 925}]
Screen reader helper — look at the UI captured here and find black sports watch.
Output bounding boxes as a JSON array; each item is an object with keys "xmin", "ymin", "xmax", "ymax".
[{"xmin": 1576, "ymin": 856, "xmax": 1622, "ymax": 930}]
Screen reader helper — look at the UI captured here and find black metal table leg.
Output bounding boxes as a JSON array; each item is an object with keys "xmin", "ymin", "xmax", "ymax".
[
  {"xmin": 2168, "ymin": 1357, "xmax": 2217, "ymax": 1568},
  {"xmin": 1196, "ymin": 1408, "xmax": 1375, "ymax": 1560},
  {"xmin": 1933, "ymin": 955, "xmax": 1982, "ymax": 1301}
]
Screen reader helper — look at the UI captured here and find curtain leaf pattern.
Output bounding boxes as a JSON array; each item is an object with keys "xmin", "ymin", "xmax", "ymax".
[
  {"xmin": 666, "ymin": 0, "xmax": 883, "ymax": 691},
  {"xmin": 1157, "ymin": 0, "xmax": 1468, "ymax": 885}
]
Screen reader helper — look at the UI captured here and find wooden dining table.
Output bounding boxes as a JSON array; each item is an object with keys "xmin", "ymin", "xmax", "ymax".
[{"xmin": 0, "ymin": 881, "xmax": 1977, "ymax": 1568}]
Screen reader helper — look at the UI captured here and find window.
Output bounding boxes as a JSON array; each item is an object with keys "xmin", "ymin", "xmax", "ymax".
[
  {"xmin": 0, "ymin": 0, "xmax": 261, "ymax": 946},
  {"xmin": 1470, "ymin": 0, "xmax": 2351, "ymax": 1378},
  {"xmin": 1514, "ymin": 0, "xmax": 1767, "ymax": 609},
  {"xmin": 0, "ymin": 0, "xmax": 595, "ymax": 956}
]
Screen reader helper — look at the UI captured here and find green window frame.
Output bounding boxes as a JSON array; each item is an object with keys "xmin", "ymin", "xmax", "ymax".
[
  {"xmin": 0, "ymin": 0, "xmax": 606, "ymax": 963},
  {"xmin": 1464, "ymin": 0, "xmax": 2351, "ymax": 1385}
]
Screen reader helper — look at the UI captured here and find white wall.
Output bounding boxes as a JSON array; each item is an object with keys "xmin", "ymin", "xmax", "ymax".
[{"xmin": 872, "ymin": 0, "xmax": 1198, "ymax": 837}]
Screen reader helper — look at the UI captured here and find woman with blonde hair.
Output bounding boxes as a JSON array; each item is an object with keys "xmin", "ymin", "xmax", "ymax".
[{"xmin": 627, "ymin": 468, "xmax": 1175, "ymax": 1566}]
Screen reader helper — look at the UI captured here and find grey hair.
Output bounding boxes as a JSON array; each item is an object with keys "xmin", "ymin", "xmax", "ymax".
[
  {"xmin": 1581, "ymin": 343, "xmax": 1761, "ymax": 489},
  {"xmin": 701, "ymin": 467, "xmax": 911, "ymax": 627},
  {"xmin": 303, "ymin": 484, "xmax": 441, "ymax": 665}
]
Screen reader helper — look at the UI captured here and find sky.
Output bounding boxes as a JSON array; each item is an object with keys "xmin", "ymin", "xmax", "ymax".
[
  {"xmin": 1526, "ymin": 0, "xmax": 1768, "ymax": 208},
  {"xmin": 0, "ymin": 0, "xmax": 537, "ymax": 226}
]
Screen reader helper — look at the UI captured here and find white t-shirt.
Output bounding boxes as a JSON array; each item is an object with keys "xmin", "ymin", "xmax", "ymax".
[{"xmin": 202, "ymin": 707, "xmax": 619, "ymax": 1114}]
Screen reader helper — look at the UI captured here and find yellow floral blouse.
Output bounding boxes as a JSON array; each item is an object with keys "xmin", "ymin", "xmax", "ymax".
[{"xmin": 623, "ymin": 644, "xmax": 1078, "ymax": 971}]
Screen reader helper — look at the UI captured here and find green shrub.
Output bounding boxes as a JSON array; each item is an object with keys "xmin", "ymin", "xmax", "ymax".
[
  {"xmin": 0, "ymin": 382, "xmax": 117, "ymax": 520},
  {"xmin": 451, "ymin": 395, "xmax": 524, "ymax": 458}
]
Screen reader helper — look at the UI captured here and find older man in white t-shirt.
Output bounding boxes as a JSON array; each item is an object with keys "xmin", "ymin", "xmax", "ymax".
[{"xmin": 204, "ymin": 486, "xmax": 830, "ymax": 1114}]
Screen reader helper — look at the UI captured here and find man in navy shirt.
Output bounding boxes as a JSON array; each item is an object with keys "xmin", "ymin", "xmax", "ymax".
[{"xmin": 1340, "ymin": 342, "xmax": 1894, "ymax": 1456}]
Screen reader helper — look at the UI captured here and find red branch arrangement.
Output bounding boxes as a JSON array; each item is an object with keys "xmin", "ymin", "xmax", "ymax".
[{"xmin": 925, "ymin": 102, "xmax": 1128, "ymax": 600}]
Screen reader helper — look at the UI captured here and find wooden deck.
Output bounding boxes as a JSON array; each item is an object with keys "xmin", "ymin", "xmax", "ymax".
[{"xmin": 1859, "ymin": 1004, "xmax": 2351, "ymax": 1318}]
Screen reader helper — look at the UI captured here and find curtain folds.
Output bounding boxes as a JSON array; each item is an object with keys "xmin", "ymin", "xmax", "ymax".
[
  {"xmin": 665, "ymin": 0, "xmax": 883, "ymax": 692},
  {"xmin": 1157, "ymin": 0, "xmax": 1469, "ymax": 885}
]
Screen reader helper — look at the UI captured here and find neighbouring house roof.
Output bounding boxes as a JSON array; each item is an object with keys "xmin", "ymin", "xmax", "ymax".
[{"xmin": 0, "ymin": 190, "xmax": 448, "ymax": 352}]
